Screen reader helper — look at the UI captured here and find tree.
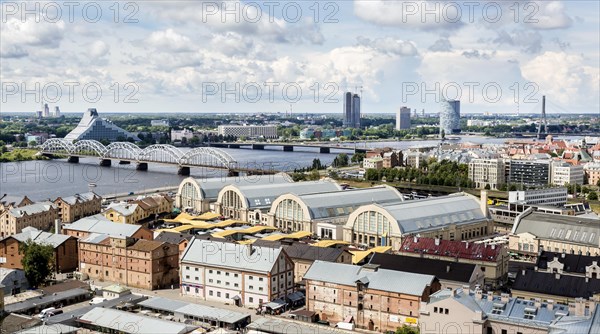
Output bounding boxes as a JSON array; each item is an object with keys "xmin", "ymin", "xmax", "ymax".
[
  {"xmin": 309, "ymin": 169, "xmax": 320, "ymax": 180},
  {"xmin": 396, "ymin": 325, "xmax": 419, "ymax": 334},
  {"xmin": 588, "ymin": 191, "xmax": 598, "ymax": 201},
  {"xmin": 21, "ymin": 241, "xmax": 55, "ymax": 288},
  {"xmin": 351, "ymin": 152, "xmax": 365, "ymax": 163},
  {"xmin": 484, "ymin": 184, "xmax": 491, "ymax": 190},
  {"xmin": 333, "ymin": 153, "xmax": 349, "ymax": 167},
  {"xmin": 440, "ymin": 129, "xmax": 445, "ymax": 139},
  {"xmin": 28, "ymin": 140, "xmax": 37, "ymax": 147},
  {"xmin": 597, "ymin": 179, "xmax": 600, "ymax": 187}
]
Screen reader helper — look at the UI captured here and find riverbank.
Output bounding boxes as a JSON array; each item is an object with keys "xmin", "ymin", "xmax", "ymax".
[{"xmin": 0, "ymin": 149, "xmax": 49, "ymax": 162}]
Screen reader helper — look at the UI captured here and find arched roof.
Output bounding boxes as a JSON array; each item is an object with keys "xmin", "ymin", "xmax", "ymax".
[
  {"xmin": 177, "ymin": 173, "xmax": 293, "ymax": 201},
  {"xmin": 217, "ymin": 180, "xmax": 341, "ymax": 210},
  {"xmin": 269, "ymin": 185, "xmax": 403, "ymax": 221},
  {"xmin": 345, "ymin": 192, "xmax": 488, "ymax": 235}
]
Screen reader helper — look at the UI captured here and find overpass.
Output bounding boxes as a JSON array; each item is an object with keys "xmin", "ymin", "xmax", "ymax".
[
  {"xmin": 207, "ymin": 142, "xmax": 370, "ymax": 154},
  {"xmin": 39, "ymin": 139, "xmax": 278, "ymax": 176}
]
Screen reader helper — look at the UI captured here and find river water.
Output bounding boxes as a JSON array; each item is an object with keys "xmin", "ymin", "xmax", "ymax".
[{"xmin": 0, "ymin": 135, "xmax": 585, "ymax": 200}]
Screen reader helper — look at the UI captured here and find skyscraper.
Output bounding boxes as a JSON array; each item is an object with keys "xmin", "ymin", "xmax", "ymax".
[
  {"xmin": 343, "ymin": 92, "xmax": 352, "ymax": 127},
  {"xmin": 439, "ymin": 99, "xmax": 460, "ymax": 136},
  {"xmin": 396, "ymin": 106, "xmax": 411, "ymax": 130},
  {"xmin": 54, "ymin": 106, "xmax": 61, "ymax": 118},
  {"xmin": 43, "ymin": 103, "xmax": 50, "ymax": 118},
  {"xmin": 352, "ymin": 93, "xmax": 361, "ymax": 128}
]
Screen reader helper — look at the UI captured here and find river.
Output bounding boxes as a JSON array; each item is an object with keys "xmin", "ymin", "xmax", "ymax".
[{"xmin": 0, "ymin": 135, "xmax": 586, "ymax": 200}]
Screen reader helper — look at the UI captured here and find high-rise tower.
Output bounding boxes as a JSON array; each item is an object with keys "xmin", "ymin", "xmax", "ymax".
[{"xmin": 439, "ymin": 99, "xmax": 461, "ymax": 135}]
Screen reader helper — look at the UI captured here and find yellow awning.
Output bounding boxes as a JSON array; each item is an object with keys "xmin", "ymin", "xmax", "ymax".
[
  {"xmin": 310, "ymin": 240, "xmax": 350, "ymax": 248},
  {"xmin": 260, "ymin": 231, "xmax": 312, "ymax": 241}
]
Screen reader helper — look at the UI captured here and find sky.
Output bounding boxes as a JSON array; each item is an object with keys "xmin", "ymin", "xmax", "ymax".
[{"xmin": 1, "ymin": 0, "xmax": 599, "ymax": 115}]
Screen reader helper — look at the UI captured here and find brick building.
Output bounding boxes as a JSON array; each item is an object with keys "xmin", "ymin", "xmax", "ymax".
[
  {"xmin": 0, "ymin": 227, "xmax": 78, "ymax": 273},
  {"xmin": 54, "ymin": 192, "xmax": 101, "ymax": 223},
  {"xmin": 0, "ymin": 202, "xmax": 58, "ymax": 238},
  {"xmin": 304, "ymin": 261, "xmax": 440, "ymax": 332},
  {"xmin": 78, "ymin": 234, "xmax": 178, "ymax": 290}
]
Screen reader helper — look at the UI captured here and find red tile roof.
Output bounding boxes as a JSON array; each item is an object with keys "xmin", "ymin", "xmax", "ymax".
[{"xmin": 399, "ymin": 237, "xmax": 504, "ymax": 262}]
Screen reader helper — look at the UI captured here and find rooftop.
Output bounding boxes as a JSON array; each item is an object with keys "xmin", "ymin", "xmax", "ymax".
[
  {"xmin": 78, "ymin": 307, "xmax": 196, "ymax": 334},
  {"xmin": 138, "ymin": 296, "xmax": 250, "ymax": 324},
  {"xmin": 303, "ymin": 261, "xmax": 435, "ymax": 296},
  {"xmin": 537, "ymin": 251, "xmax": 600, "ymax": 274},
  {"xmin": 370, "ymin": 252, "xmax": 477, "ymax": 283},
  {"xmin": 399, "ymin": 237, "xmax": 504, "ymax": 262},
  {"xmin": 64, "ymin": 214, "xmax": 144, "ymax": 238},
  {"xmin": 513, "ymin": 211, "xmax": 600, "ymax": 247},
  {"xmin": 7, "ymin": 201, "xmax": 56, "ymax": 218},
  {"xmin": 512, "ymin": 269, "xmax": 600, "ymax": 299},
  {"xmin": 185, "ymin": 173, "xmax": 293, "ymax": 200},
  {"xmin": 5, "ymin": 227, "xmax": 72, "ymax": 248}
]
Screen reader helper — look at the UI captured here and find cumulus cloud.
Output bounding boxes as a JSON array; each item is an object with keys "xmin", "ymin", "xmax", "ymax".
[
  {"xmin": 356, "ymin": 36, "xmax": 418, "ymax": 56},
  {"xmin": 1, "ymin": 18, "xmax": 65, "ymax": 58},
  {"xmin": 493, "ymin": 29, "xmax": 543, "ymax": 54},
  {"xmin": 146, "ymin": 29, "xmax": 194, "ymax": 53},
  {"xmin": 429, "ymin": 38, "xmax": 453, "ymax": 52},
  {"xmin": 90, "ymin": 41, "xmax": 110, "ymax": 58},
  {"xmin": 525, "ymin": 1, "xmax": 573, "ymax": 30},
  {"xmin": 521, "ymin": 52, "xmax": 599, "ymax": 107},
  {"xmin": 353, "ymin": 0, "xmax": 463, "ymax": 30}
]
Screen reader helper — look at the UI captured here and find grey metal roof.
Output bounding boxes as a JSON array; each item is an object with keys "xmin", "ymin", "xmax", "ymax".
[
  {"xmin": 549, "ymin": 304, "xmax": 600, "ymax": 334},
  {"xmin": 7, "ymin": 227, "xmax": 71, "ymax": 248},
  {"xmin": 193, "ymin": 173, "xmax": 293, "ymax": 200},
  {"xmin": 58, "ymin": 192, "xmax": 99, "ymax": 205},
  {"xmin": 106, "ymin": 202, "xmax": 139, "ymax": 216},
  {"xmin": 232, "ymin": 180, "xmax": 340, "ymax": 209},
  {"xmin": 379, "ymin": 193, "xmax": 487, "ymax": 234},
  {"xmin": 247, "ymin": 316, "xmax": 348, "ymax": 334},
  {"xmin": 78, "ymin": 307, "xmax": 196, "ymax": 334},
  {"xmin": 8, "ymin": 201, "xmax": 56, "ymax": 218},
  {"xmin": 295, "ymin": 186, "xmax": 403, "ymax": 219},
  {"xmin": 303, "ymin": 261, "xmax": 435, "ymax": 296},
  {"xmin": 513, "ymin": 211, "xmax": 600, "ymax": 247},
  {"xmin": 430, "ymin": 289, "xmax": 571, "ymax": 329},
  {"xmin": 176, "ymin": 303, "xmax": 250, "ymax": 324},
  {"xmin": 14, "ymin": 324, "xmax": 79, "ymax": 334},
  {"xmin": 46, "ymin": 294, "xmax": 147, "ymax": 325},
  {"xmin": 5, "ymin": 288, "xmax": 90, "ymax": 313},
  {"xmin": 63, "ymin": 214, "xmax": 142, "ymax": 238},
  {"xmin": 181, "ymin": 238, "xmax": 283, "ymax": 274}
]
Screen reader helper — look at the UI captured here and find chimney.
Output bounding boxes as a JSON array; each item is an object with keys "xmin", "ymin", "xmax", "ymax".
[
  {"xmin": 501, "ymin": 293, "xmax": 510, "ymax": 303},
  {"xmin": 561, "ymin": 252, "xmax": 566, "ymax": 258},
  {"xmin": 547, "ymin": 299, "xmax": 554, "ymax": 310},
  {"xmin": 54, "ymin": 218, "xmax": 62, "ymax": 234},
  {"xmin": 480, "ymin": 190, "xmax": 489, "ymax": 215},
  {"xmin": 414, "ymin": 235, "xmax": 418, "ymax": 243},
  {"xmin": 446, "ymin": 265, "xmax": 451, "ymax": 273},
  {"xmin": 522, "ymin": 269, "xmax": 526, "ymax": 276},
  {"xmin": 435, "ymin": 238, "xmax": 440, "ymax": 246},
  {"xmin": 487, "ymin": 292, "xmax": 494, "ymax": 301},
  {"xmin": 534, "ymin": 298, "xmax": 541, "ymax": 308},
  {"xmin": 465, "ymin": 242, "xmax": 469, "ymax": 249},
  {"xmin": 491, "ymin": 244, "xmax": 496, "ymax": 250},
  {"xmin": 555, "ymin": 273, "xmax": 561, "ymax": 280},
  {"xmin": 475, "ymin": 288, "xmax": 483, "ymax": 300}
]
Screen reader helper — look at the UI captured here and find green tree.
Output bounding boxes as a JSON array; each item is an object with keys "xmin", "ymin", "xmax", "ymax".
[
  {"xmin": 309, "ymin": 169, "xmax": 320, "ymax": 180},
  {"xmin": 588, "ymin": 191, "xmax": 598, "ymax": 201},
  {"xmin": 21, "ymin": 241, "xmax": 55, "ymax": 288},
  {"xmin": 396, "ymin": 325, "xmax": 419, "ymax": 334},
  {"xmin": 597, "ymin": 179, "xmax": 600, "ymax": 187},
  {"xmin": 351, "ymin": 152, "xmax": 365, "ymax": 163},
  {"xmin": 291, "ymin": 172, "xmax": 306, "ymax": 182},
  {"xmin": 440, "ymin": 129, "xmax": 445, "ymax": 139},
  {"xmin": 333, "ymin": 153, "xmax": 349, "ymax": 167}
]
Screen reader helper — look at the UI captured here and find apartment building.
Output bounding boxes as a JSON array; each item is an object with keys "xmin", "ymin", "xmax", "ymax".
[
  {"xmin": 180, "ymin": 239, "xmax": 295, "ymax": 308},
  {"xmin": 78, "ymin": 235, "xmax": 179, "ymax": 290},
  {"xmin": 304, "ymin": 261, "xmax": 440, "ymax": 332},
  {"xmin": 536, "ymin": 251, "xmax": 600, "ymax": 279},
  {"xmin": 584, "ymin": 162, "xmax": 600, "ymax": 185},
  {"xmin": 420, "ymin": 287, "xmax": 582, "ymax": 334},
  {"xmin": 62, "ymin": 214, "xmax": 153, "ymax": 240},
  {"xmin": 217, "ymin": 125, "xmax": 278, "ymax": 139},
  {"xmin": 54, "ymin": 192, "xmax": 101, "ymax": 223},
  {"xmin": 468, "ymin": 158, "xmax": 505, "ymax": 190},
  {"xmin": 508, "ymin": 160, "xmax": 551, "ymax": 186},
  {"xmin": 0, "ymin": 201, "xmax": 58, "ymax": 237},
  {"xmin": 0, "ymin": 227, "xmax": 78, "ymax": 273},
  {"xmin": 508, "ymin": 188, "xmax": 568, "ymax": 207},
  {"xmin": 399, "ymin": 237, "xmax": 509, "ymax": 289},
  {"xmin": 551, "ymin": 161, "xmax": 584, "ymax": 186},
  {"xmin": 363, "ymin": 157, "xmax": 383, "ymax": 170}
]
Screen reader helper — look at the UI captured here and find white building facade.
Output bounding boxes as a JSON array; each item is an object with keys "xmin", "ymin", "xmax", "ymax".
[
  {"xmin": 217, "ymin": 125, "xmax": 278, "ymax": 139},
  {"xmin": 551, "ymin": 162, "xmax": 584, "ymax": 186}
]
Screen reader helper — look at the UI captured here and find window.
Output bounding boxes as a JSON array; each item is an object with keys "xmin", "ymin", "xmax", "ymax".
[
  {"xmin": 226, "ymin": 293, "xmax": 230, "ymax": 298},
  {"xmin": 259, "ymin": 277, "xmax": 263, "ymax": 281},
  {"xmin": 186, "ymin": 266, "xmax": 190, "ymax": 270},
  {"xmin": 185, "ymin": 275, "xmax": 190, "ymax": 279},
  {"xmin": 186, "ymin": 287, "xmax": 190, "ymax": 292},
  {"xmin": 259, "ymin": 287, "xmax": 263, "ymax": 291},
  {"xmin": 234, "ymin": 283, "xmax": 239, "ymax": 287},
  {"xmin": 209, "ymin": 290, "xmax": 213, "ymax": 296},
  {"xmin": 249, "ymin": 297, "xmax": 254, "ymax": 303},
  {"xmin": 434, "ymin": 307, "xmax": 438, "ymax": 313},
  {"xmin": 226, "ymin": 272, "xmax": 230, "ymax": 276},
  {"xmin": 195, "ymin": 277, "xmax": 199, "ymax": 281},
  {"xmin": 209, "ymin": 279, "xmax": 213, "ymax": 283},
  {"xmin": 273, "ymin": 277, "xmax": 276, "ymax": 282},
  {"xmin": 217, "ymin": 280, "xmax": 221, "ymax": 284},
  {"xmin": 249, "ymin": 285, "xmax": 254, "ymax": 290},
  {"xmin": 445, "ymin": 309, "xmax": 449, "ymax": 315},
  {"xmin": 195, "ymin": 268, "xmax": 199, "ymax": 271},
  {"xmin": 209, "ymin": 270, "xmax": 213, "ymax": 274},
  {"xmin": 217, "ymin": 271, "xmax": 221, "ymax": 275},
  {"xmin": 217, "ymin": 292, "xmax": 221, "ymax": 297},
  {"xmin": 249, "ymin": 276, "xmax": 253, "ymax": 280},
  {"xmin": 234, "ymin": 273, "xmax": 238, "ymax": 277}
]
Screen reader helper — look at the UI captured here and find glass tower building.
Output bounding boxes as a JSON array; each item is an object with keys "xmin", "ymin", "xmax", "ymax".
[{"xmin": 439, "ymin": 99, "xmax": 461, "ymax": 135}]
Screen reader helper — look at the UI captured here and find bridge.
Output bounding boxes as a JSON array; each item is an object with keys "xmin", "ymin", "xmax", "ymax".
[
  {"xmin": 39, "ymin": 139, "xmax": 277, "ymax": 176},
  {"xmin": 207, "ymin": 142, "xmax": 369, "ymax": 154}
]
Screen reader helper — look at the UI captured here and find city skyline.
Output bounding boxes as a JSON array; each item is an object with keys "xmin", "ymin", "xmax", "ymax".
[{"xmin": 1, "ymin": 1, "xmax": 599, "ymax": 114}]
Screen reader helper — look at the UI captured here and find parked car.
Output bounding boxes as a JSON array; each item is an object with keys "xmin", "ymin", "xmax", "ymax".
[
  {"xmin": 89, "ymin": 297, "xmax": 106, "ymax": 305},
  {"xmin": 37, "ymin": 307, "xmax": 56, "ymax": 318}
]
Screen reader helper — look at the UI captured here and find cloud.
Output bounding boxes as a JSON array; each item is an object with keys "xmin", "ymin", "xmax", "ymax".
[
  {"xmin": 353, "ymin": 0, "xmax": 463, "ymax": 30},
  {"xmin": 521, "ymin": 52, "xmax": 599, "ymax": 107},
  {"xmin": 462, "ymin": 50, "xmax": 495, "ymax": 59},
  {"xmin": 356, "ymin": 36, "xmax": 418, "ymax": 56},
  {"xmin": 146, "ymin": 29, "xmax": 194, "ymax": 53},
  {"xmin": 1, "ymin": 18, "xmax": 65, "ymax": 58},
  {"xmin": 525, "ymin": 1, "xmax": 573, "ymax": 30},
  {"xmin": 492, "ymin": 29, "xmax": 543, "ymax": 54},
  {"xmin": 429, "ymin": 38, "xmax": 453, "ymax": 52},
  {"xmin": 90, "ymin": 41, "xmax": 110, "ymax": 58}
]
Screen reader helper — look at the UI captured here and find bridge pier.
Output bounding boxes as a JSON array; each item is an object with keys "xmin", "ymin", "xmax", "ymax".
[
  {"xmin": 136, "ymin": 163, "xmax": 148, "ymax": 171},
  {"xmin": 252, "ymin": 144, "xmax": 265, "ymax": 150},
  {"xmin": 229, "ymin": 144, "xmax": 240, "ymax": 149},
  {"xmin": 228, "ymin": 170, "xmax": 240, "ymax": 177},
  {"xmin": 100, "ymin": 159, "xmax": 111, "ymax": 167},
  {"xmin": 67, "ymin": 156, "xmax": 79, "ymax": 163},
  {"xmin": 283, "ymin": 145, "xmax": 293, "ymax": 152},
  {"xmin": 178, "ymin": 166, "xmax": 190, "ymax": 176},
  {"xmin": 319, "ymin": 147, "xmax": 330, "ymax": 153},
  {"xmin": 119, "ymin": 160, "xmax": 131, "ymax": 165}
]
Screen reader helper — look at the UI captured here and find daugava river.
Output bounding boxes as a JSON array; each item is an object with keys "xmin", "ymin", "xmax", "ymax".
[{"xmin": 0, "ymin": 135, "xmax": 584, "ymax": 200}]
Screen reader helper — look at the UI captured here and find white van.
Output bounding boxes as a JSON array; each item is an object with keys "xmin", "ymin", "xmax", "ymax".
[{"xmin": 37, "ymin": 307, "xmax": 56, "ymax": 318}]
